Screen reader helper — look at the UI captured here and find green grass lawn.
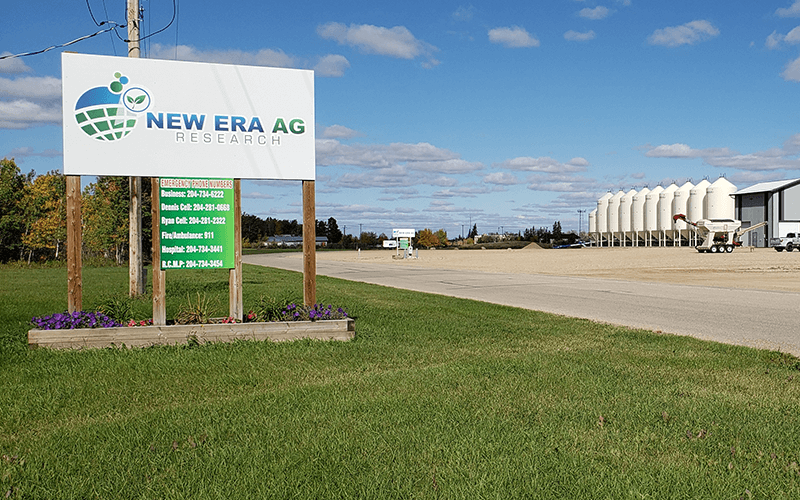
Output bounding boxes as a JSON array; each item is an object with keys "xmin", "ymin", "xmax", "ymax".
[{"xmin": 1, "ymin": 264, "xmax": 799, "ymax": 499}]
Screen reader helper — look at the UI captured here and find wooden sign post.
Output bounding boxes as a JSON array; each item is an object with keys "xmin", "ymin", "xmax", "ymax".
[
  {"xmin": 66, "ymin": 175, "xmax": 82, "ymax": 313},
  {"xmin": 303, "ymin": 180, "xmax": 316, "ymax": 306}
]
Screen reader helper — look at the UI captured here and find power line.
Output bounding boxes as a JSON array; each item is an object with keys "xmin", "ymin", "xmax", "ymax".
[
  {"xmin": 1, "ymin": 0, "xmax": 177, "ymax": 61},
  {"xmin": 0, "ymin": 24, "xmax": 123, "ymax": 60},
  {"xmin": 100, "ymin": 0, "xmax": 118, "ymax": 55}
]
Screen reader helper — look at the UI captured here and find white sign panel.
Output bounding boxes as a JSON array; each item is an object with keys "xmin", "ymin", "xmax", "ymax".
[
  {"xmin": 392, "ymin": 228, "xmax": 416, "ymax": 238},
  {"xmin": 382, "ymin": 240, "xmax": 398, "ymax": 248},
  {"xmin": 62, "ymin": 53, "xmax": 315, "ymax": 180}
]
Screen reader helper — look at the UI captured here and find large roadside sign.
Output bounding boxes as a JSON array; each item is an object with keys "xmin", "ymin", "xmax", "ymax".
[
  {"xmin": 62, "ymin": 53, "xmax": 315, "ymax": 180},
  {"xmin": 392, "ymin": 228, "xmax": 416, "ymax": 238}
]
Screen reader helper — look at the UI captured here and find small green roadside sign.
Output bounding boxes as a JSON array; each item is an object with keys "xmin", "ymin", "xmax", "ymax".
[{"xmin": 159, "ymin": 178, "xmax": 235, "ymax": 270}]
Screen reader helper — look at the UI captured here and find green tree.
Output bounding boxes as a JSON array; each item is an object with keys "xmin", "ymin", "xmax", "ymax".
[
  {"xmin": 83, "ymin": 176, "xmax": 130, "ymax": 264},
  {"xmin": 434, "ymin": 228, "xmax": 449, "ymax": 247},
  {"xmin": 468, "ymin": 223, "xmax": 478, "ymax": 239},
  {"xmin": 553, "ymin": 221, "xmax": 563, "ymax": 241},
  {"xmin": 359, "ymin": 231, "xmax": 378, "ymax": 247},
  {"xmin": 327, "ymin": 217, "xmax": 342, "ymax": 244},
  {"xmin": 0, "ymin": 158, "xmax": 33, "ymax": 262}
]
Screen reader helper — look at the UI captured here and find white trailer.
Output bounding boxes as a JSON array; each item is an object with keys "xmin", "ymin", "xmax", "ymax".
[{"xmin": 673, "ymin": 214, "xmax": 768, "ymax": 253}]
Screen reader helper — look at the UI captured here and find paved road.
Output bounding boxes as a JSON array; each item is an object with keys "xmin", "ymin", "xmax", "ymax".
[{"xmin": 244, "ymin": 253, "xmax": 800, "ymax": 356}]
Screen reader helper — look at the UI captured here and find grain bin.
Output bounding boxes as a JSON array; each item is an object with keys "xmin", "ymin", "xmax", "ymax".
[
  {"xmin": 645, "ymin": 186, "xmax": 664, "ymax": 246},
  {"xmin": 619, "ymin": 188, "xmax": 636, "ymax": 246},
  {"xmin": 706, "ymin": 177, "xmax": 736, "ymax": 220},
  {"xmin": 588, "ymin": 209, "xmax": 597, "ymax": 245},
  {"xmin": 631, "ymin": 187, "xmax": 650, "ymax": 247},
  {"xmin": 607, "ymin": 190, "xmax": 624, "ymax": 245},
  {"xmin": 688, "ymin": 179, "xmax": 711, "ymax": 246},
  {"xmin": 658, "ymin": 183, "xmax": 679, "ymax": 245},
  {"xmin": 596, "ymin": 192, "xmax": 612, "ymax": 246},
  {"xmin": 672, "ymin": 181, "xmax": 694, "ymax": 246}
]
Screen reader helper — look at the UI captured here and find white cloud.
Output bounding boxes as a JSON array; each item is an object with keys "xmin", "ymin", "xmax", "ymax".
[
  {"xmin": 579, "ymin": 6, "xmax": 610, "ymax": 20},
  {"xmin": 647, "ymin": 20, "xmax": 720, "ymax": 47},
  {"xmin": 526, "ymin": 174, "xmax": 601, "ymax": 192},
  {"xmin": 0, "ymin": 99, "xmax": 61, "ymax": 129},
  {"xmin": 786, "ymin": 26, "xmax": 800, "ymax": 43},
  {"xmin": 765, "ymin": 26, "xmax": 800, "ymax": 49},
  {"xmin": 645, "ymin": 137, "xmax": 800, "ymax": 171},
  {"xmin": 320, "ymin": 124, "xmax": 362, "ymax": 139},
  {"xmin": 317, "ymin": 22, "xmax": 439, "ymax": 67},
  {"xmin": 777, "ymin": 1, "xmax": 800, "ymax": 17},
  {"xmin": 766, "ymin": 30, "xmax": 784, "ymax": 49},
  {"xmin": 0, "ymin": 53, "xmax": 33, "ymax": 74},
  {"xmin": 313, "ymin": 54, "xmax": 350, "ymax": 77},
  {"xmin": 0, "ymin": 76, "xmax": 62, "ymax": 100},
  {"xmin": 316, "ymin": 139, "xmax": 478, "ymax": 173},
  {"xmin": 408, "ymin": 158, "xmax": 483, "ymax": 174},
  {"xmin": 432, "ymin": 186, "xmax": 492, "ymax": 198},
  {"xmin": 149, "ymin": 43, "xmax": 351, "ymax": 77},
  {"xmin": 782, "ymin": 55, "xmax": 800, "ymax": 81},
  {"xmin": 484, "ymin": 172, "xmax": 520, "ymax": 185},
  {"xmin": 564, "ymin": 30, "xmax": 596, "ymax": 42},
  {"xmin": 644, "ymin": 143, "xmax": 735, "ymax": 158},
  {"xmin": 150, "ymin": 44, "xmax": 297, "ymax": 68},
  {"xmin": 488, "ymin": 26, "xmax": 540, "ymax": 48},
  {"xmin": 493, "ymin": 156, "xmax": 589, "ymax": 173},
  {"xmin": 242, "ymin": 191, "xmax": 274, "ymax": 200},
  {"xmin": 6, "ymin": 147, "xmax": 61, "ymax": 159},
  {"xmin": 452, "ymin": 5, "xmax": 476, "ymax": 22}
]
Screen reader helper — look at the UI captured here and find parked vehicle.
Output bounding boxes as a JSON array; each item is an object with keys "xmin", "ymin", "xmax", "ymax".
[{"xmin": 769, "ymin": 233, "xmax": 800, "ymax": 252}]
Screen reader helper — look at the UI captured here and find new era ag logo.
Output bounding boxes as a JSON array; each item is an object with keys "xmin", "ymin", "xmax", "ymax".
[{"xmin": 74, "ymin": 72, "xmax": 151, "ymax": 142}]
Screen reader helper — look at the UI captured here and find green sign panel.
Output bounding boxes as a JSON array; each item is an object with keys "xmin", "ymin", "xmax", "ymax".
[{"xmin": 158, "ymin": 178, "xmax": 235, "ymax": 270}]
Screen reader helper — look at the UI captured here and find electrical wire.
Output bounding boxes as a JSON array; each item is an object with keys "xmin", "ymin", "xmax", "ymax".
[
  {"xmin": 0, "ymin": 24, "xmax": 123, "ymax": 60},
  {"xmin": 1, "ymin": 0, "xmax": 177, "ymax": 60},
  {"xmin": 174, "ymin": 0, "xmax": 180, "ymax": 59},
  {"xmin": 100, "ymin": 0, "xmax": 118, "ymax": 55}
]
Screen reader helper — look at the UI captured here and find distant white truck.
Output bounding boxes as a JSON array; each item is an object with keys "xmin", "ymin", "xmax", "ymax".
[{"xmin": 769, "ymin": 233, "xmax": 800, "ymax": 252}]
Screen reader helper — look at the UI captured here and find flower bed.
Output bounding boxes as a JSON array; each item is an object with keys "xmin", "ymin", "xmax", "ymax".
[
  {"xmin": 28, "ymin": 305, "xmax": 354, "ymax": 350},
  {"xmin": 28, "ymin": 318, "xmax": 354, "ymax": 349}
]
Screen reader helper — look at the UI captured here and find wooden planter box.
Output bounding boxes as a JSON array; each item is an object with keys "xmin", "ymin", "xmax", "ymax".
[{"xmin": 28, "ymin": 318, "xmax": 355, "ymax": 349}]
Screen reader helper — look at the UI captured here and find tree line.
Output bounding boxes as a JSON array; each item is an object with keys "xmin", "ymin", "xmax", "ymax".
[
  {"xmin": 1, "ymin": 158, "xmax": 580, "ymax": 263},
  {"xmin": 0, "ymin": 159, "xmax": 356, "ymax": 263}
]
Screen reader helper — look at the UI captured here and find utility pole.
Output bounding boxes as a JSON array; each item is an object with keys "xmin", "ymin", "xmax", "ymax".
[
  {"xmin": 128, "ymin": 0, "xmax": 144, "ymax": 296},
  {"xmin": 577, "ymin": 209, "xmax": 586, "ymax": 236}
]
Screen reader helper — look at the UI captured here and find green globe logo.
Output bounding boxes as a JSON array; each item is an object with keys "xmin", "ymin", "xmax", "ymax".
[{"xmin": 74, "ymin": 72, "xmax": 150, "ymax": 142}]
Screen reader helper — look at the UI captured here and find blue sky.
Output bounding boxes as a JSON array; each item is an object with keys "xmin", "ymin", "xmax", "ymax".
[{"xmin": 4, "ymin": 1, "xmax": 800, "ymax": 238}]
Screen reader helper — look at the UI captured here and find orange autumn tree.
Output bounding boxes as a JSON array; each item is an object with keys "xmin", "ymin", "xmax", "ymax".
[
  {"xmin": 416, "ymin": 228, "xmax": 443, "ymax": 248},
  {"xmin": 21, "ymin": 171, "xmax": 66, "ymax": 261}
]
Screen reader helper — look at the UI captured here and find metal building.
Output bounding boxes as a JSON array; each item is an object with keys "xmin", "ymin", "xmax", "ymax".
[{"xmin": 734, "ymin": 178, "xmax": 800, "ymax": 247}]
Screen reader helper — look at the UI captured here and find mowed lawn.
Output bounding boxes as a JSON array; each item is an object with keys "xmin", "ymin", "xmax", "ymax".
[{"xmin": 1, "ymin": 264, "xmax": 799, "ymax": 499}]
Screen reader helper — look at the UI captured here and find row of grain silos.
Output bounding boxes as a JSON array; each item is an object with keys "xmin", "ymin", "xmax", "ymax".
[{"xmin": 587, "ymin": 177, "xmax": 736, "ymax": 247}]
